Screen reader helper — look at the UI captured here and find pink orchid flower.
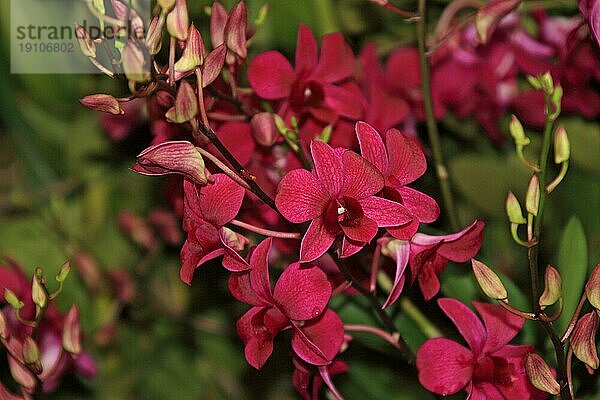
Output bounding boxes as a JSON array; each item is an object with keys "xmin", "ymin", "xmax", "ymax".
[
  {"xmin": 378, "ymin": 220, "xmax": 485, "ymax": 306},
  {"xmin": 180, "ymin": 174, "xmax": 248, "ymax": 284},
  {"xmin": 276, "ymin": 140, "xmax": 412, "ymax": 262},
  {"xmin": 248, "ymin": 24, "xmax": 364, "ymax": 124},
  {"xmin": 417, "ymin": 298, "xmax": 548, "ymax": 399},
  {"xmin": 355, "ymin": 121, "xmax": 440, "ymax": 239},
  {"xmin": 228, "ymin": 238, "xmax": 344, "ymax": 369}
]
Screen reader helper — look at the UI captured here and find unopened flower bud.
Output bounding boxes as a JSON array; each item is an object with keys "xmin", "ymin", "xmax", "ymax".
[
  {"xmin": 132, "ymin": 140, "xmax": 207, "ymax": 186},
  {"xmin": 506, "ymin": 191, "xmax": 526, "ymax": 224},
  {"xmin": 585, "ymin": 263, "xmax": 600, "ymax": 309},
  {"xmin": 73, "ymin": 251, "xmax": 103, "ymax": 292},
  {"xmin": 273, "ymin": 114, "xmax": 288, "ymax": 134},
  {"xmin": 540, "ymin": 72, "xmax": 554, "ymax": 94},
  {"xmin": 539, "ymin": 265, "xmax": 562, "ymax": 309},
  {"xmin": 475, "ymin": 0, "xmax": 520, "ymax": 43},
  {"xmin": 8, "ymin": 353, "xmax": 36, "ymax": 389},
  {"xmin": 250, "ymin": 112, "xmax": 278, "ymax": 147},
  {"xmin": 525, "ymin": 353, "xmax": 560, "ymax": 395},
  {"xmin": 224, "ymin": 2, "xmax": 248, "ymax": 60},
  {"xmin": 75, "ymin": 24, "xmax": 96, "ymax": 57},
  {"xmin": 4, "ymin": 289, "xmax": 24, "ymax": 310},
  {"xmin": 158, "ymin": 0, "xmax": 176, "ymax": 13},
  {"xmin": 79, "ymin": 94, "xmax": 124, "ymax": 115},
  {"xmin": 63, "ymin": 306, "xmax": 82, "ymax": 355},
  {"xmin": 146, "ymin": 15, "xmax": 165, "ymax": 56},
  {"xmin": 472, "ymin": 259, "xmax": 508, "ymax": 300},
  {"xmin": 118, "ymin": 212, "xmax": 157, "ymax": 251},
  {"xmin": 571, "ymin": 311, "xmax": 599, "ymax": 370},
  {"xmin": 166, "ymin": 0, "xmax": 189, "ymax": 41},
  {"xmin": 553, "ymin": 125, "xmax": 570, "ymax": 164},
  {"xmin": 525, "ymin": 175, "xmax": 540, "ymax": 216},
  {"xmin": 165, "ymin": 81, "xmax": 198, "ymax": 123},
  {"xmin": 122, "ymin": 40, "xmax": 150, "ymax": 83},
  {"xmin": 0, "ymin": 311, "xmax": 8, "ymax": 339},
  {"xmin": 31, "ymin": 268, "xmax": 48, "ymax": 310},
  {"xmin": 56, "ymin": 261, "xmax": 71, "ymax": 283},
  {"xmin": 509, "ymin": 115, "xmax": 530, "ymax": 146},
  {"xmin": 22, "ymin": 337, "xmax": 40, "ymax": 364},
  {"xmin": 174, "ymin": 24, "xmax": 206, "ymax": 72}
]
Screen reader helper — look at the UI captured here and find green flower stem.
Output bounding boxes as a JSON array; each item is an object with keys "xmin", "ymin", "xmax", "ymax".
[
  {"xmin": 416, "ymin": 0, "xmax": 460, "ymax": 231},
  {"xmin": 527, "ymin": 94, "xmax": 571, "ymax": 399},
  {"xmin": 400, "ymin": 298, "xmax": 443, "ymax": 339}
]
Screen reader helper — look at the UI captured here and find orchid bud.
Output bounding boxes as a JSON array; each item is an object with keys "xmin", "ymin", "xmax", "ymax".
[
  {"xmin": 255, "ymin": 4, "xmax": 269, "ymax": 25},
  {"xmin": 525, "ymin": 175, "xmax": 540, "ymax": 216},
  {"xmin": 74, "ymin": 251, "xmax": 103, "ymax": 292},
  {"xmin": 472, "ymin": 259, "xmax": 508, "ymax": 300},
  {"xmin": 56, "ymin": 261, "xmax": 71, "ymax": 283},
  {"xmin": 8, "ymin": 354, "xmax": 36, "ymax": 390},
  {"xmin": 31, "ymin": 268, "xmax": 48, "ymax": 310},
  {"xmin": 224, "ymin": 2, "xmax": 248, "ymax": 60},
  {"xmin": 79, "ymin": 94, "xmax": 124, "ymax": 115},
  {"xmin": 571, "ymin": 311, "xmax": 599, "ymax": 370},
  {"xmin": 132, "ymin": 140, "xmax": 208, "ymax": 186},
  {"xmin": 250, "ymin": 113, "xmax": 278, "ymax": 147},
  {"xmin": 22, "ymin": 337, "xmax": 40, "ymax": 364},
  {"xmin": 319, "ymin": 125, "xmax": 333, "ymax": 143},
  {"xmin": 0, "ymin": 311, "xmax": 8, "ymax": 339},
  {"xmin": 165, "ymin": 81, "xmax": 198, "ymax": 123},
  {"xmin": 506, "ymin": 191, "xmax": 526, "ymax": 224},
  {"xmin": 200, "ymin": 44, "xmax": 227, "ymax": 87},
  {"xmin": 585, "ymin": 263, "xmax": 600, "ymax": 309},
  {"xmin": 63, "ymin": 305, "xmax": 82, "ymax": 355},
  {"xmin": 75, "ymin": 24, "xmax": 96, "ymax": 57},
  {"xmin": 146, "ymin": 15, "xmax": 165, "ymax": 56},
  {"xmin": 273, "ymin": 114, "xmax": 288, "ymax": 134},
  {"xmin": 174, "ymin": 24, "xmax": 206, "ymax": 72},
  {"xmin": 475, "ymin": 0, "xmax": 521, "ymax": 44},
  {"xmin": 540, "ymin": 72, "xmax": 554, "ymax": 94},
  {"xmin": 166, "ymin": 0, "xmax": 189, "ymax": 41},
  {"xmin": 509, "ymin": 115, "xmax": 530, "ymax": 146},
  {"xmin": 525, "ymin": 353, "xmax": 560, "ymax": 395},
  {"xmin": 553, "ymin": 125, "xmax": 570, "ymax": 164},
  {"xmin": 539, "ymin": 265, "xmax": 562, "ymax": 309},
  {"xmin": 158, "ymin": 0, "xmax": 175, "ymax": 13},
  {"xmin": 122, "ymin": 40, "xmax": 150, "ymax": 82},
  {"xmin": 220, "ymin": 227, "xmax": 249, "ymax": 252},
  {"xmin": 118, "ymin": 212, "xmax": 157, "ymax": 251},
  {"xmin": 4, "ymin": 289, "xmax": 24, "ymax": 310}
]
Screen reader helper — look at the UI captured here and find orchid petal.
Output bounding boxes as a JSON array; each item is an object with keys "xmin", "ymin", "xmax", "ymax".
[
  {"xmin": 295, "ymin": 24, "xmax": 318, "ymax": 74},
  {"xmin": 385, "ymin": 129, "xmax": 427, "ymax": 186},
  {"xmin": 198, "ymin": 174, "xmax": 245, "ymax": 227},
  {"xmin": 360, "ymin": 196, "xmax": 412, "ymax": 227},
  {"xmin": 340, "ymin": 216, "xmax": 378, "ymax": 243},
  {"xmin": 382, "ymin": 240, "xmax": 410, "ymax": 309},
  {"xmin": 310, "ymin": 140, "xmax": 345, "ymax": 198},
  {"xmin": 438, "ymin": 298, "xmax": 486, "ymax": 355},
  {"xmin": 312, "ymin": 32, "xmax": 354, "ymax": 83},
  {"xmin": 323, "ymin": 84, "xmax": 365, "ymax": 120},
  {"xmin": 273, "ymin": 263, "xmax": 332, "ymax": 321},
  {"xmin": 342, "ymin": 151, "xmax": 384, "ymax": 199},
  {"xmin": 248, "ymin": 51, "xmax": 296, "ymax": 99},
  {"xmin": 397, "ymin": 187, "xmax": 440, "ymax": 223},
  {"xmin": 249, "ymin": 238, "xmax": 274, "ymax": 303},
  {"xmin": 300, "ymin": 217, "xmax": 337, "ymax": 263},
  {"xmin": 355, "ymin": 121, "xmax": 389, "ymax": 174},
  {"xmin": 473, "ymin": 301, "xmax": 524, "ymax": 354},
  {"xmin": 276, "ymin": 169, "xmax": 329, "ymax": 223},
  {"xmin": 416, "ymin": 338, "xmax": 473, "ymax": 395},
  {"xmin": 291, "ymin": 309, "xmax": 344, "ymax": 366}
]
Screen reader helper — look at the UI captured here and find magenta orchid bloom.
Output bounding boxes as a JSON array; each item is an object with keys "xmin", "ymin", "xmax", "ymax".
[
  {"xmin": 355, "ymin": 121, "xmax": 440, "ymax": 239},
  {"xmin": 417, "ymin": 298, "xmax": 548, "ymax": 399},
  {"xmin": 228, "ymin": 238, "xmax": 344, "ymax": 369},
  {"xmin": 377, "ymin": 220, "xmax": 484, "ymax": 307},
  {"xmin": 180, "ymin": 174, "xmax": 248, "ymax": 284},
  {"xmin": 248, "ymin": 24, "xmax": 364, "ymax": 124},
  {"xmin": 276, "ymin": 140, "xmax": 412, "ymax": 262},
  {"xmin": 410, "ymin": 220, "xmax": 485, "ymax": 300}
]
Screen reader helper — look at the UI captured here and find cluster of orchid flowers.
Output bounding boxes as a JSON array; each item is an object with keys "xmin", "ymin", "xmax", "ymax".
[
  {"xmin": 0, "ymin": 260, "xmax": 96, "ymax": 398},
  {"xmin": 67, "ymin": 0, "xmax": 600, "ymax": 399}
]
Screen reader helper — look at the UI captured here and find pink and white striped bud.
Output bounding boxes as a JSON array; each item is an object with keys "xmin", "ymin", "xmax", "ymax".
[
  {"xmin": 166, "ymin": 0, "xmax": 189, "ymax": 41},
  {"xmin": 539, "ymin": 265, "xmax": 562, "ymax": 309},
  {"xmin": 174, "ymin": 24, "xmax": 206, "ymax": 72},
  {"xmin": 63, "ymin": 305, "xmax": 82, "ymax": 355},
  {"xmin": 586, "ymin": 263, "xmax": 600, "ymax": 309},
  {"xmin": 131, "ymin": 140, "xmax": 208, "ymax": 186},
  {"xmin": 472, "ymin": 259, "xmax": 507, "ymax": 300},
  {"xmin": 165, "ymin": 81, "xmax": 197, "ymax": 123},
  {"xmin": 79, "ymin": 94, "xmax": 124, "ymax": 115},
  {"xmin": 571, "ymin": 311, "xmax": 599, "ymax": 370},
  {"xmin": 75, "ymin": 24, "xmax": 96, "ymax": 57},
  {"xmin": 525, "ymin": 353, "xmax": 560, "ymax": 395}
]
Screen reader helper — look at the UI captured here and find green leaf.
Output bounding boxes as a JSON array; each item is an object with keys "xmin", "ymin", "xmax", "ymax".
[
  {"xmin": 556, "ymin": 216, "xmax": 588, "ymax": 333},
  {"xmin": 561, "ymin": 117, "xmax": 600, "ymax": 174},
  {"xmin": 449, "ymin": 152, "xmax": 531, "ymax": 216}
]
